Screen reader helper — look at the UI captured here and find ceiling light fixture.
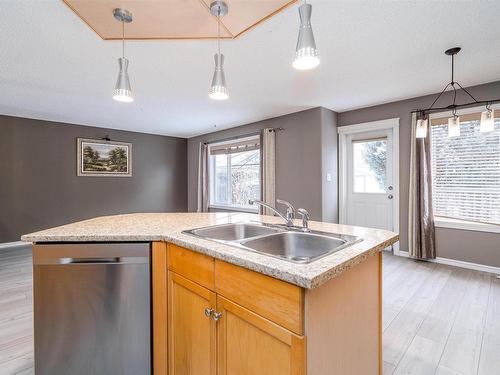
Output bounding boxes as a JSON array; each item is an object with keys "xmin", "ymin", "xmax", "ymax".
[
  {"xmin": 209, "ymin": 1, "xmax": 229, "ymax": 101},
  {"xmin": 293, "ymin": 0, "xmax": 320, "ymax": 70},
  {"xmin": 413, "ymin": 47, "xmax": 500, "ymax": 138},
  {"xmin": 480, "ymin": 105, "xmax": 495, "ymax": 133},
  {"xmin": 112, "ymin": 8, "xmax": 134, "ymax": 103},
  {"xmin": 415, "ymin": 116, "xmax": 428, "ymax": 139}
]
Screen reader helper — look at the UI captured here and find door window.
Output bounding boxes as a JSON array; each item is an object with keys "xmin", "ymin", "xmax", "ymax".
[{"xmin": 352, "ymin": 138, "xmax": 387, "ymax": 193}]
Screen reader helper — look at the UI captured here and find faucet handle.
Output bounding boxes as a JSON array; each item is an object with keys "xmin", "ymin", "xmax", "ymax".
[
  {"xmin": 297, "ymin": 208, "xmax": 310, "ymax": 232},
  {"xmin": 276, "ymin": 199, "xmax": 295, "ymax": 219}
]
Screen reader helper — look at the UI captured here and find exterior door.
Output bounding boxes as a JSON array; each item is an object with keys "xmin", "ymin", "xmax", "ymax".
[
  {"xmin": 216, "ymin": 296, "xmax": 305, "ymax": 375},
  {"xmin": 168, "ymin": 272, "xmax": 217, "ymax": 375},
  {"xmin": 345, "ymin": 129, "xmax": 394, "ymax": 231}
]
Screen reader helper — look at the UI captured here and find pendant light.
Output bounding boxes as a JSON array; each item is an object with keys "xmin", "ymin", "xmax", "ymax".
[
  {"xmin": 448, "ymin": 111, "xmax": 460, "ymax": 137},
  {"xmin": 112, "ymin": 8, "xmax": 134, "ymax": 103},
  {"xmin": 293, "ymin": 0, "xmax": 320, "ymax": 70},
  {"xmin": 416, "ymin": 116, "xmax": 428, "ymax": 139},
  {"xmin": 209, "ymin": 1, "xmax": 229, "ymax": 101},
  {"xmin": 480, "ymin": 105, "xmax": 495, "ymax": 133}
]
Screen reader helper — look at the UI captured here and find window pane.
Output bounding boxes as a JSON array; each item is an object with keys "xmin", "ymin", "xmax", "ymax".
[
  {"xmin": 214, "ymin": 154, "xmax": 228, "ymax": 205},
  {"xmin": 209, "ymin": 143, "xmax": 260, "ymax": 210},
  {"xmin": 431, "ymin": 118, "xmax": 500, "ymax": 224},
  {"xmin": 353, "ymin": 139, "xmax": 387, "ymax": 193},
  {"xmin": 230, "ymin": 150, "xmax": 260, "ymax": 207}
]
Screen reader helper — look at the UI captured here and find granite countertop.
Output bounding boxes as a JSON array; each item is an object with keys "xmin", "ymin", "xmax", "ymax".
[{"xmin": 21, "ymin": 212, "xmax": 398, "ymax": 289}]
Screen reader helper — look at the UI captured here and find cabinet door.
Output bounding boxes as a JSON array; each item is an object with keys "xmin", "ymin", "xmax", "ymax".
[
  {"xmin": 168, "ymin": 272, "xmax": 216, "ymax": 375},
  {"xmin": 217, "ymin": 296, "xmax": 305, "ymax": 375}
]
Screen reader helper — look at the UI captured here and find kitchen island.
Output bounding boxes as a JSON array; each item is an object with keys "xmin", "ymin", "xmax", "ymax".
[{"xmin": 23, "ymin": 212, "xmax": 398, "ymax": 375}]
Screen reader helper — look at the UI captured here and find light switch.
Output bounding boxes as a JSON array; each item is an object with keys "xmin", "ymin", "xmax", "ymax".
[{"xmin": 326, "ymin": 173, "xmax": 332, "ymax": 182}]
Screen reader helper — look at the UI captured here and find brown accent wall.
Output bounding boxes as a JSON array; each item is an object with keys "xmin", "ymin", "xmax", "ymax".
[
  {"xmin": 0, "ymin": 115, "xmax": 187, "ymax": 242},
  {"xmin": 187, "ymin": 108, "xmax": 338, "ymax": 222},
  {"xmin": 338, "ymin": 80, "xmax": 500, "ymax": 265}
]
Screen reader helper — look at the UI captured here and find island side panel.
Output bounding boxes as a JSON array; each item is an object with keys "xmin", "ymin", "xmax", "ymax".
[
  {"xmin": 152, "ymin": 241, "xmax": 168, "ymax": 375},
  {"xmin": 304, "ymin": 252, "xmax": 382, "ymax": 375}
]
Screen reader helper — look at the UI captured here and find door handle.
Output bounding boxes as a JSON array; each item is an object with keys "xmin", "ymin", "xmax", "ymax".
[
  {"xmin": 388, "ymin": 194, "xmax": 393, "ymax": 199},
  {"xmin": 204, "ymin": 307, "xmax": 214, "ymax": 318}
]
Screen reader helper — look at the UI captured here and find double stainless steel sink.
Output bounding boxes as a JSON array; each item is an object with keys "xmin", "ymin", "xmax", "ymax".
[{"xmin": 183, "ymin": 222, "xmax": 361, "ymax": 264}]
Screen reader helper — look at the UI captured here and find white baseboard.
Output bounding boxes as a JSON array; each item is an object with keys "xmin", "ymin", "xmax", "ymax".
[
  {"xmin": 0, "ymin": 241, "xmax": 29, "ymax": 251},
  {"xmin": 394, "ymin": 250, "xmax": 500, "ymax": 275}
]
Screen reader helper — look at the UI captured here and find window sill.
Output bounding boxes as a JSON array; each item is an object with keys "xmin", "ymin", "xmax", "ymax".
[
  {"xmin": 434, "ymin": 216, "xmax": 500, "ymax": 234},
  {"xmin": 209, "ymin": 204, "xmax": 259, "ymax": 214}
]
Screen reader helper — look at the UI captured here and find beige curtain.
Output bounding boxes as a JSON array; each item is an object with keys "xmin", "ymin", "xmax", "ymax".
[
  {"xmin": 408, "ymin": 113, "xmax": 436, "ymax": 259},
  {"xmin": 197, "ymin": 142, "xmax": 209, "ymax": 212},
  {"xmin": 260, "ymin": 129, "xmax": 276, "ymax": 215}
]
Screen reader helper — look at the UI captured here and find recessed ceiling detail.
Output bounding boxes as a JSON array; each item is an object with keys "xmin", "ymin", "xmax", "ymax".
[{"xmin": 63, "ymin": 0, "xmax": 297, "ymax": 40}]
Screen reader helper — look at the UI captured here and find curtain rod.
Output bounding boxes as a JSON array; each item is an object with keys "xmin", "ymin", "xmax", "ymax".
[{"xmin": 203, "ymin": 127, "xmax": 284, "ymax": 145}]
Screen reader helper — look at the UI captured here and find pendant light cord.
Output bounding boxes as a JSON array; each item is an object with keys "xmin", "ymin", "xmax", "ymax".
[
  {"xmin": 122, "ymin": 19, "xmax": 125, "ymax": 58},
  {"xmin": 217, "ymin": 9, "xmax": 221, "ymax": 55}
]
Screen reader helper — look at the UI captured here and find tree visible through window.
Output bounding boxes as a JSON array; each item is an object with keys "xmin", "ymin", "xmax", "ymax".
[
  {"xmin": 209, "ymin": 140, "xmax": 260, "ymax": 210},
  {"xmin": 431, "ymin": 117, "xmax": 500, "ymax": 224}
]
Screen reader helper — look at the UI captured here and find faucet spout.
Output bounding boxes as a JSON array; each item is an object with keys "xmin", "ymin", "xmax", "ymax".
[{"xmin": 248, "ymin": 199, "xmax": 294, "ymax": 227}]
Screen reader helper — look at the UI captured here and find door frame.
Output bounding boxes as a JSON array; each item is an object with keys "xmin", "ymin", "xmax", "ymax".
[{"xmin": 338, "ymin": 118, "xmax": 400, "ymax": 254}]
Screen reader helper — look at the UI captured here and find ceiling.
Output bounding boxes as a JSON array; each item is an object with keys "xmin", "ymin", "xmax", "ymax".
[
  {"xmin": 63, "ymin": 0, "xmax": 296, "ymax": 40},
  {"xmin": 1, "ymin": 0, "xmax": 500, "ymax": 138}
]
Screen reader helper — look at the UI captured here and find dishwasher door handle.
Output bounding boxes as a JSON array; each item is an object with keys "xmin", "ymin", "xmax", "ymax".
[{"xmin": 58, "ymin": 257, "xmax": 149, "ymax": 265}]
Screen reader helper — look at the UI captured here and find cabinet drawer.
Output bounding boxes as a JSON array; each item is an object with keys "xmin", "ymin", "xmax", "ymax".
[
  {"xmin": 167, "ymin": 244, "xmax": 215, "ymax": 290},
  {"xmin": 215, "ymin": 260, "xmax": 304, "ymax": 335}
]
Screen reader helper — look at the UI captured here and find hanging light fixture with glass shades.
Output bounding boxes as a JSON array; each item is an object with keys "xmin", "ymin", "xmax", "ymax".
[
  {"xmin": 413, "ymin": 47, "xmax": 499, "ymax": 138},
  {"xmin": 209, "ymin": 1, "xmax": 229, "ymax": 101},
  {"xmin": 293, "ymin": 0, "xmax": 320, "ymax": 70},
  {"xmin": 112, "ymin": 8, "xmax": 134, "ymax": 103}
]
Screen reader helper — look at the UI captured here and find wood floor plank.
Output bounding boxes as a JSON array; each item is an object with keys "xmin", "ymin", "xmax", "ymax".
[{"xmin": 1, "ymin": 249, "xmax": 499, "ymax": 375}]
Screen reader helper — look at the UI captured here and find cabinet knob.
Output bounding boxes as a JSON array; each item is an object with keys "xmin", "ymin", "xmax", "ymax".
[
  {"xmin": 212, "ymin": 311, "xmax": 223, "ymax": 321},
  {"xmin": 204, "ymin": 307, "xmax": 214, "ymax": 318}
]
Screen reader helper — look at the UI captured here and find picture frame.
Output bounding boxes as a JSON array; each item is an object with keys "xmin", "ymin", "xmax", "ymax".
[{"xmin": 77, "ymin": 138, "xmax": 132, "ymax": 177}]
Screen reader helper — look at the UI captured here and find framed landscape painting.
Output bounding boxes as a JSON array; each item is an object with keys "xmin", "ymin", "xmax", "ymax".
[{"xmin": 77, "ymin": 138, "xmax": 132, "ymax": 177}]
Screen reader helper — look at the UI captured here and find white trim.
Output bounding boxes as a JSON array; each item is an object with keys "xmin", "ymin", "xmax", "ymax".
[
  {"xmin": 338, "ymin": 118, "xmax": 401, "ymax": 254},
  {"xmin": 395, "ymin": 250, "xmax": 500, "ymax": 275},
  {"xmin": 208, "ymin": 204, "xmax": 258, "ymax": 213},
  {"xmin": 434, "ymin": 216, "xmax": 500, "ymax": 234},
  {"xmin": 338, "ymin": 118, "xmax": 400, "ymax": 134},
  {"xmin": 0, "ymin": 241, "xmax": 29, "ymax": 250}
]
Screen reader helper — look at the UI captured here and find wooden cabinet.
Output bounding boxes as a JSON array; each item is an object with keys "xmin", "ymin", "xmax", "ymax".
[
  {"xmin": 217, "ymin": 296, "xmax": 305, "ymax": 375},
  {"xmin": 168, "ymin": 272, "xmax": 217, "ymax": 375},
  {"xmin": 157, "ymin": 243, "xmax": 382, "ymax": 375}
]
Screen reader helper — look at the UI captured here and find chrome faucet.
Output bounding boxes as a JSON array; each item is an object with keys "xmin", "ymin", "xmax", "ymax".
[
  {"xmin": 276, "ymin": 199, "xmax": 295, "ymax": 225},
  {"xmin": 249, "ymin": 199, "xmax": 294, "ymax": 227},
  {"xmin": 297, "ymin": 208, "xmax": 311, "ymax": 232}
]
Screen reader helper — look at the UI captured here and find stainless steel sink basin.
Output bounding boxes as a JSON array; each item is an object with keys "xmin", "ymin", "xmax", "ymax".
[
  {"xmin": 240, "ymin": 231, "xmax": 354, "ymax": 263},
  {"xmin": 185, "ymin": 223, "xmax": 283, "ymax": 242},
  {"xmin": 183, "ymin": 222, "xmax": 361, "ymax": 264}
]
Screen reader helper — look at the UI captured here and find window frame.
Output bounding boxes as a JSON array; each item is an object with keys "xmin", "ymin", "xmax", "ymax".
[
  {"xmin": 207, "ymin": 136, "xmax": 261, "ymax": 213},
  {"xmin": 429, "ymin": 104, "xmax": 500, "ymax": 233}
]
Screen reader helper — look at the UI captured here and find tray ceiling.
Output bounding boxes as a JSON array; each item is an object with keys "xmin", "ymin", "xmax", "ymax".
[{"xmin": 63, "ymin": 0, "xmax": 297, "ymax": 40}]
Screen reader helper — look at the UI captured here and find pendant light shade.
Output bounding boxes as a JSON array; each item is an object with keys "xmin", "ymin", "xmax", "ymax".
[
  {"xmin": 416, "ymin": 119, "xmax": 428, "ymax": 139},
  {"xmin": 113, "ymin": 57, "xmax": 133, "ymax": 102},
  {"xmin": 480, "ymin": 108, "xmax": 495, "ymax": 133},
  {"xmin": 209, "ymin": 1, "xmax": 229, "ymax": 101},
  {"xmin": 293, "ymin": 3, "xmax": 320, "ymax": 70},
  {"xmin": 448, "ymin": 116, "xmax": 460, "ymax": 137},
  {"xmin": 209, "ymin": 53, "xmax": 228, "ymax": 100},
  {"xmin": 112, "ymin": 8, "xmax": 133, "ymax": 103}
]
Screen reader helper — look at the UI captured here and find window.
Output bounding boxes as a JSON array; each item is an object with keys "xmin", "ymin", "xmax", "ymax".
[
  {"xmin": 430, "ymin": 115, "xmax": 500, "ymax": 225},
  {"xmin": 352, "ymin": 138, "xmax": 387, "ymax": 193},
  {"xmin": 208, "ymin": 136, "xmax": 260, "ymax": 211}
]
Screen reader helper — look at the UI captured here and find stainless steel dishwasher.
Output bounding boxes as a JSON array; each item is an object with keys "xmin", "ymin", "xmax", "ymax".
[{"xmin": 33, "ymin": 243, "xmax": 151, "ymax": 375}]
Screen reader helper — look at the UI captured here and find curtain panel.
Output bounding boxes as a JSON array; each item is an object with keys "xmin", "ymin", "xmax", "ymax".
[
  {"xmin": 408, "ymin": 113, "xmax": 436, "ymax": 259},
  {"xmin": 260, "ymin": 129, "xmax": 276, "ymax": 216},
  {"xmin": 197, "ymin": 142, "xmax": 209, "ymax": 213}
]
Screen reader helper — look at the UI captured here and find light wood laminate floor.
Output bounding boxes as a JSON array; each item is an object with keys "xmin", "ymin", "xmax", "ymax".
[{"xmin": 1, "ymin": 247, "xmax": 499, "ymax": 375}]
